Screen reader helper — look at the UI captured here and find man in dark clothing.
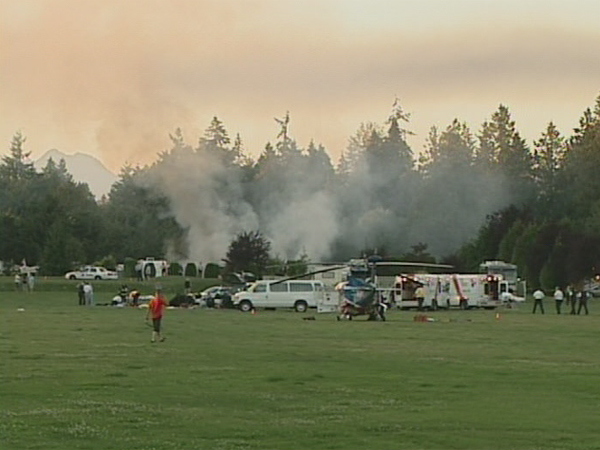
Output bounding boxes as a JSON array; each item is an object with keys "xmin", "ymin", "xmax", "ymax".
[
  {"xmin": 577, "ymin": 290, "xmax": 589, "ymax": 315},
  {"xmin": 77, "ymin": 282, "xmax": 85, "ymax": 305},
  {"xmin": 567, "ymin": 285, "xmax": 577, "ymax": 315}
]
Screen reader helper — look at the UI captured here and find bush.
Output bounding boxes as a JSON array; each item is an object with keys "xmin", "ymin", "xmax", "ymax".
[
  {"xmin": 184, "ymin": 263, "xmax": 198, "ymax": 277},
  {"xmin": 123, "ymin": 257, "xmax": 137, "ymax": 278},
  {"xmin": 203, "ymin": 263, "xmax": 220, "ymax": 279},
  {"xmin": 168, "ymin": 262, "xmax": 182, "ymax": 276}
]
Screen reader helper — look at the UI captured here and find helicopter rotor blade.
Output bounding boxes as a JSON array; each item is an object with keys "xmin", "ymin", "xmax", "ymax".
[
  {"xmin": 374, "ymin": 261, "xmax": 453, "ymax": 269},
  {"xmin": 268, "ymin": 266, "xmax": 347, "ymax": 285}
]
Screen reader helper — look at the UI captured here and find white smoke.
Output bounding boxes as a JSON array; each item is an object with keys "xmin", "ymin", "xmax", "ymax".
[
  {"xmin": 144, "ymin": 148, "xmax": 259, "ymax": 262},
  {"xmin": 267, "ymin": 191, "xmax": 339, "ymax": 261},
  {"xmin": 139, "ymin": 123, "xmax": 514, "ymax": 265}
]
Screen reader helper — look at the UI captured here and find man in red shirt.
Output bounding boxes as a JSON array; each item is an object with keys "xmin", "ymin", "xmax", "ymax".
[{"xmin": 146, "ymin": 287, "xmax": 168, "ymax": 343}]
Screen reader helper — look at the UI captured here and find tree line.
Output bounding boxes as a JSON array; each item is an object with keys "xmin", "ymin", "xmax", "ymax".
[{"xmin": 1, "ymin": 95, "xmax": 599, "ymax": 289}]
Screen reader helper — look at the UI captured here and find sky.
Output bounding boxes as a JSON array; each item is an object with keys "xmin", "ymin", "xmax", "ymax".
[{"xmin": 1, "ymin": 0, "xmax": 599, "ymax": 173}]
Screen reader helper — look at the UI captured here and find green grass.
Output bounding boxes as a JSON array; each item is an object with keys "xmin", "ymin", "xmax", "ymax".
[
  {"xmin": 1, "ymin": 286, "xmax": 599, "ymax": 450},
  {"xmin": 0, "ymin": 275, "xmax": 218, "ymax": 294}
]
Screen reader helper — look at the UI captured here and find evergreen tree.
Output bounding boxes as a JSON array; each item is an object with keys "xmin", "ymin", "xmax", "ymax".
[
  {"xmin": 420, "ymin": 119, "xmax": 474, "ymax": 173},
  {"xmin": 532, "ymin": 122, "xmax": 566, "ymax": 209},
  {"xmin": 225, "ymin": 230, "xmax": 271, "ymax": 275},
  {"xmin": 197, "ymin": 117, "xmax": 240, "ymax": 166},
  {"xmin": 561, "ymin": 95, "xmax": 600, "ymax": 216},
  {"xmin": 0, "ymin": 132, "xmax": 36, "ymax": 181},
  {"xmin": 474, "ymin": 105, "xmax": 533, "ymax": 202}
]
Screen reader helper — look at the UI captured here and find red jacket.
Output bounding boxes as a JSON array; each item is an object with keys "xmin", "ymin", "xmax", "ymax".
[{"xmin": 149, "ymin": 294, "xmax": 168, "ymax": 319}]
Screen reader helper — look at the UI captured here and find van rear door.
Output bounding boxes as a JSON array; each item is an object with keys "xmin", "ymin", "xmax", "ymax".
[{"xmin": 290, "ymin": 281, "xmax": 317, "ymax": 307}]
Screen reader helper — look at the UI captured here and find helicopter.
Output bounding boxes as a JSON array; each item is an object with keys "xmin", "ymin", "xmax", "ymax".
[
  {"xmin": 263, "ymin": 256, "xmax": 453, "ymax": 321},
  {"xmin": 334, "ymin": 258, "xmax": 387, "ymax": 321},
  {"xmin": 332, "ymin": 257, "xmax": 453, "ymax": 321}
]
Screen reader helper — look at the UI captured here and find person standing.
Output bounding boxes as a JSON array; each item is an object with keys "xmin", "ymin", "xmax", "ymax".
[
  {"xmin": 146, "ymin": 287, "xmax": 168, "ymax": 343},
  {"xmin": 83, "ymin": 282, "xmax": 94, "ymax": 306},
  {"xmin": 184, "ymin": 278, "xmax": 191, "ymax": 295},
  {"xmin": 14, "ymin": 273, "xmax": 21, "ymax": 291},
  {"xmin": 532, "ymin": 288, "xmax": 545, "ymax": 314},
  {"xmin": 566, "ymin": 285, "xmax": 576, "ymax": 315},
  {"xmin": 415, "ymin": 285, "xmax": 425, "ymax": 311},
  {"xmin": 553, "ymin": 287, "xmax": 564, "ymax": 314},
  {"xmin": 27, "ymin": 272, "xmax": 35, "ymax": 292},
  {"xmin": 77, "ymin": 282, "xmax": 85, "ymax": 305},
  {"xmin": 577, "ymin": 289, "xmax": 589, "ymax": 315},
  {"xmin": 130, "ymin": 289, "xmax": 141, "ymax": 307}
]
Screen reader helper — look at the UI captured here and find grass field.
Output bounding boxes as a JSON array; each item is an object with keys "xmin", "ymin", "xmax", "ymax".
[{"xmin": 1, "ymin": 280, "xmax": 599, "ymax": 450}]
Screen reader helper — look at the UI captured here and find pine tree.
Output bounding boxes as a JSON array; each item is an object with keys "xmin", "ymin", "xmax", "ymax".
[
  {"xmin": 532, "ymin": 122, "xmax": 565, "ymax": 204},
  {"xmin": 0, "ymin": 131, "xmax": 36, "ymax": 181}
]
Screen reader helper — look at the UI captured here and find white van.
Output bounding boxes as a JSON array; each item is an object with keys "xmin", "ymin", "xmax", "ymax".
[{"xmin": 232, "ymin": 280, "xmax": 325, "ymax": 312}]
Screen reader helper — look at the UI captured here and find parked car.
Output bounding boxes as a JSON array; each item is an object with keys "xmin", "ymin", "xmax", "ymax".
[
  {"xmin": 587, "ymin": 284, "xmax": 600, "ymax": 298},
  {"xmin": 65, "ymin": 266, "xmax": 118, "ymax": 280},
  {"xmin": 581, "ymin": 277, "xmax": 600, "ymax": 298},
  {"xmin": 197, "ymin": 286, "xmax": 239, "ymax": 308}
]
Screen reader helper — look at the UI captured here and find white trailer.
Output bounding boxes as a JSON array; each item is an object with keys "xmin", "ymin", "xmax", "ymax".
[
  {"xmin": 392, "ymin": 274, "xmax": 452, "ymax": 310},
  {"xmin": 393, "ymin": 273, "xmax": 510, "ymax": 310}
]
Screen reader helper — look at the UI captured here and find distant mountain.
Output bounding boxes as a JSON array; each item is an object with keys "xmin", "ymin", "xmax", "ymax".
[{"xmin": 34, "ymin": 149, "xmax": 118, "ymax": 199}]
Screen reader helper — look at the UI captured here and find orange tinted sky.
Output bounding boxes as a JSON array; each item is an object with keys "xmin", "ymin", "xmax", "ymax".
[{"xmin": 1, "ymin": 0, "xmax": 599, "ymax": 172}]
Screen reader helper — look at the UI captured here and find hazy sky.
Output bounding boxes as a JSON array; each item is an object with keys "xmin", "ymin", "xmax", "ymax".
[{"xmin": 1, "ymin": 0, "xmax": 599, "ymax": 172}]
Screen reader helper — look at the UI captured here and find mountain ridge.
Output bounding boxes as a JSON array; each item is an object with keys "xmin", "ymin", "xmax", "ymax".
[{"xmin": 34, "ymin": 149, "xmax": 118, "ymax": 199}]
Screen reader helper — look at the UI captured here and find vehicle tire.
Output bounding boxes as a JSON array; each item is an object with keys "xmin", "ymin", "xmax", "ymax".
[
  {"xmin": 239, "ymin": 300, "xmax": 253, "ymax": 313},
  {"xmin": 69, "ymin": 275, "xmax": 76, "ymax": 280},
  {"xmin": 95, "ymin": 276, "xmax": 101, "ymax": 280},
  {"xmin": 294, "ymin": 300, "xmax": 308, "ymax": 313}
]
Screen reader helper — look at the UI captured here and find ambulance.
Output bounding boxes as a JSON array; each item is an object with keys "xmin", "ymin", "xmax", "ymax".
[
  {"xmin": 393, "ymin": 273, "xmax": 513, "ymax": 310},
  {"xmin": 392, "ymin": 274, "xmax": 452, "ymax": 310}
]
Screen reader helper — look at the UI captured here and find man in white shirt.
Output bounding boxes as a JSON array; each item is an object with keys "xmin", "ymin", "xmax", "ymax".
[
  {"xmin": 83, "ymin": 282, "xmax": 94, "ymax": 306},
  {"xmin": 553, "ymin": 287, "xmax": 564, "ymax": 314},
  {"xmin": 532, "ymin": 289, "xmax": 545, "ymax": 314}
]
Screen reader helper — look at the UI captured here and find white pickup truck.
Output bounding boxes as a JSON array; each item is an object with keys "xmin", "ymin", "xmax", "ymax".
[{"xmin": 65, "ymin": 266, "xmax": 118, "ymax": 280}]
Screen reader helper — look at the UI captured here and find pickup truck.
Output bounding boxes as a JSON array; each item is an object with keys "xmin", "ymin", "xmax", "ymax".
[{"xmin": 65, "ymin": 266, "xmax": 118, "ymax": 280}]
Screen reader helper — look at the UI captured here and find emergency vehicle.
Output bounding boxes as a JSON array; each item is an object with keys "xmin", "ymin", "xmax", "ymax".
[
  {"xmin": 393, "ymin": 273, "xmax": 510, "ymax": 310},
  {"xmin": 392, "ymin": 274, "xmax": 452, "ymax": 310},
  {"xmin": 451, "ymin": 274, "xmax": 506, "ymax": 309}
]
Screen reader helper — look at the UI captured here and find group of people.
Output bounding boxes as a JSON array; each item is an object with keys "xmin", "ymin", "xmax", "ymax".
[
  {"xmin": 532, "ymin": 286, "xmax": 590, "ymax": 315},
  {"xmin": 76, "ymin": 281, "xmax": 95, "ymax": 306},
  {"xmin": 14, "ymin": 272, "xmax": 35, "ymax": 292},
  {"xmin": 111, "ymin": 284, "xmax": 141, "ymax": 306}
]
